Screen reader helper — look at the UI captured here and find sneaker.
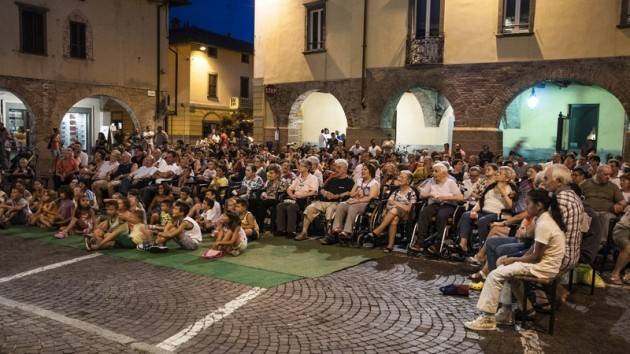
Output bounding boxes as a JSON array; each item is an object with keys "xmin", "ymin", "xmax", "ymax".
[
  {"xmin": 464, "ymin": 315, "xmax": 497, "ymax": 331},
  {"xmin": 84, "ymin": 236, "xmax": 98, "ymax": 251},
  {"xmin": 495, "ymin": 307, "xmax": 514, "ymax": 326},
  {"xmin": 148, "ymin": 245, "xmax": 169, "ymax": 253}
]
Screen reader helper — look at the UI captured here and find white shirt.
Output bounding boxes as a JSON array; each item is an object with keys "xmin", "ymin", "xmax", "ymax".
[
  {"xmin": 318, "ymin": 134, "xmax": 327, "ymax": 148},
  {"xmin": 349, "ymin": 145, "xmax": 365, "ymax": 156},
  {"xmin": 420, "ymin": 178, "xmax": 462, "ymax": 205},
  {"xmin": 130, "ymin": 165, "xmax": 158, "ymax": 180},
  {"xmin": 182, "ymin": 216, "xmax": 203, "ymax": 243},
  {"xmin": 156, "ymin": 163, "xmax": 181, "ymax": 184},
  {"xmin": 368, "ymin": 145, "xmax": 381, "ymax": 158},
  {"xmin": 94, "ymin": 161, "xmax": 119, "ymax": 180},
  {"xmin": 203, "ymin": 201, "xmax": 222, "ymax": 223},
  {"xmin": 78, "ymin": 151, "xmax": 89, "ymax": 168}
]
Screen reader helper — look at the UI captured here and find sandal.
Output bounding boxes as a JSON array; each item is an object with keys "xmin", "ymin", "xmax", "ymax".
[
  {"xmin": 608, "ymin": 275, "xmax": 623, "ymax": 286},
  {"xmin": 383, "ymin": 247, "xmax": 393, "ymax": 253}
]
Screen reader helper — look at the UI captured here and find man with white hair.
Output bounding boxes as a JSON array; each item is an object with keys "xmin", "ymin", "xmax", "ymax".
[
  {"xmin": 543, "ymin": 164, "xmax": 585, "ymax": 272},
  {"xmin": 409, "ymin": 162, "xmax": 464, "ymax": 252},
  {"xmin": 296, "ymin": 159, "xmax": 354, "ymax": 241}
]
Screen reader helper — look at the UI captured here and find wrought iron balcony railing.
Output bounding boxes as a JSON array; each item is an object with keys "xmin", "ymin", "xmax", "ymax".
[{"xmin": 406, "ymin": 36, "xmax": 444, "ymax": 65}]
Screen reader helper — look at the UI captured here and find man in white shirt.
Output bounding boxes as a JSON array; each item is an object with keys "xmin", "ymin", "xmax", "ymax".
[
  {"xmin": 119, "ymin": 156, "xmax": 157, "ymax": 194},
  {"xmin": 318, "ymin": 129, "xmax": 328, "ymax": 150},
  {"xmin": 349, "ymin": 141, "xmax": 365, "ymax": 157},
  {"xmin": 409, "ymin": 163, "xmax": 463, "ymax": 252},
  {"xmin": 141, "ymin": 151, "xmax": 181, "ymax": 206},
  {"xmin": 368, "ymin": 139, "xmax": 381, "ymax": 158},
  {"xmin": 92, "ymin": 150, "xmax": 121, "ymax": 205}
]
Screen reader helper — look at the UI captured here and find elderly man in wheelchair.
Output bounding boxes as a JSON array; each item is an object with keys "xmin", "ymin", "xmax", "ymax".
[{"xmin": 408, "ymin": 162, "xmax": 464, "ymax": 254}]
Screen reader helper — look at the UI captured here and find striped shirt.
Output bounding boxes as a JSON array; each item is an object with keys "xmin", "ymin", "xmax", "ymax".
[{"xmin": 556, "ymin": 188, "xmax": 585, "ymax": 271}]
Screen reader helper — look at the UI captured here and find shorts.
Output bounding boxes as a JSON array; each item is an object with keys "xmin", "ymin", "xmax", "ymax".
[
  {"xmin": 247, "ymin": 229, "xmax": 259, "ymax": 242},
  {"xmin": 236, "ymin": 239, "xmax": 248, "ymax": 251},
  {"xmin": 114, "ymin": 234, "xmax": 136, "ymax": 249},
  {"xmin": 175, "ymin": 234, "xmax": 200, "ymax": 250},
  {"xmin": 304, "ymin": 201, "xmax": 337, "ymax": 221},
  {"xmin": 613, "ymin": 223, "xmax": 630, "ymax": 249}
]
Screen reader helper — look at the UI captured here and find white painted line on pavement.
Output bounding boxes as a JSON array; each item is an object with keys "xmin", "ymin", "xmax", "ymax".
[
  {"xmin": 0, "ymin": 253, "xmax": 102, "ymax": 284},
  {"xmin": 157, "ymin": 287, "xmax": 265, "ymax": 351},
  {"xmin": 0, "ymin": 295, "xmax": 170, "ymax": 353},
  {"xmin": 519, "ymin": 329, "xmax": 544, "ymax": 354}
]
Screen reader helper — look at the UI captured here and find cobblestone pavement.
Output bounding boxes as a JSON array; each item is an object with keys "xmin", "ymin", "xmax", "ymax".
[{"xmin": 0, "ymin": 234, "xmax": 629, "ymax": 353}]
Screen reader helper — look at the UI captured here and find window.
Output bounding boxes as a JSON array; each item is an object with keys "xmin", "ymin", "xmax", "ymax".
[
  {"xmin": 207, "ymin": 73, "xmax": 218, "ymax": 99},
  {"xmin": 207, "ymin": 47, "xmax": 218, "ymax": 58},
  {"xmin": 413, "ymin": 0, "xmax": 441, "ymax": 38},
  {"xmin": 621, "ymin": 0, "xmax": 630, "ymax": 26},
  {"xmin": 500, "ymin": 0, "xmax": 534, "ymax": 34},
  {"xmin": 69, "ymin": 21, "xmax": 87, "ymax": 58},
  {"xmin": 19, "ymin": 5, "xmax": 47, "ymax": 55},
  {"xmin": 305, "ymin": 2, "xmax": 325, "ymax": 52},
  {"xmin": 240, "ymin": 77, "xmax": 250, "ymax": 99},
  {"xmin": 241, "ymin": 53, "xmax": 250, "ymax": 63}
]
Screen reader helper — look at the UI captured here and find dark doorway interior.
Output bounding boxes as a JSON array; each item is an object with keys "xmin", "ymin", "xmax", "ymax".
[{"xmin": 569, "ymin": 104, "xmax": 599, "ymax": 152}]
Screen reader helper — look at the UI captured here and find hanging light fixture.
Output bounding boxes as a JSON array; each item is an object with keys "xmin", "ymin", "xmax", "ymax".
[{"xmin": 527, "ymin": 87, "xmax": 539, "ymax": 109}]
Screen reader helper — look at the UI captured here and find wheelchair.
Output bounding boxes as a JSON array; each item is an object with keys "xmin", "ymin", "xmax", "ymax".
[{"xmin": 406, "ymin": 201, "xmax": 467, "ymax": 260}]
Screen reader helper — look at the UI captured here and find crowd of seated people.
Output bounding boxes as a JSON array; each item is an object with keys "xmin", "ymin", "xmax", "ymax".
[{"xmin": 1, "ymin": 126, "xmax": 630, "ymax": 331}]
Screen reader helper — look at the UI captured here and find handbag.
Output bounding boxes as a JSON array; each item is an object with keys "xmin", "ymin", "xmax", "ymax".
[{"xmin": 202, "ymin": 249, "xmax": 223, "ymax": 259}]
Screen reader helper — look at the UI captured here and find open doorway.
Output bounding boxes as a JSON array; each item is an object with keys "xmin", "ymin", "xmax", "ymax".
[{"xmin": 568, "ymin": 104, "xmax": 599, "ymax": 153}]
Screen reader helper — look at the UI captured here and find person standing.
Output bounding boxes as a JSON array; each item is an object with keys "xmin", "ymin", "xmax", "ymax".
[
  {"xmin": 153, "ymin": 126, "xmax": 169, "ymax": 148},
  {"xmin": 0, "ymin": 122, "xmax": 13, "ymax": 170},
  {"xmin": 142, "ymin": 126, "xmax": 155, "ymax": 149}
]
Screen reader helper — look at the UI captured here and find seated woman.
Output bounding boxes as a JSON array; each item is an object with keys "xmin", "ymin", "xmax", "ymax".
[
  {"xmin": 464, "ymin": 189, "xmax": 567, "ymax": 331},
  {"xmin": 276, "ymin": 159, "xmax": 319, "ymax": 238},
  {"xmin": 366, "ymin": 170, "xmax": 416, "ymax": 252},
  {"xmin": 236, "ymin": 164, "xmax": 264, "ymax": 199},
  {"xmin": 457, "ymin": 166, "xmax": 516, "ymax": 253},
  {"xmin": 211, "ymin": 210, "xmax": 248, "ymax": 256},
  {"xmin": 331, "ymin": 163, "xmax": 380, "ymax": 241}
]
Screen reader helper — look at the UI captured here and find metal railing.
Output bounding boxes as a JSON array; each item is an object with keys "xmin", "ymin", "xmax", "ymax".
[{"xmin": 406, "ymin": 36, "xmax": 444, "ymax": 65}]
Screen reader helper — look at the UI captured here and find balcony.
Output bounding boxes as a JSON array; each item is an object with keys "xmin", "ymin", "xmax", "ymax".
[{"xmin": 406, "ymin": 36, "xmax": 444, "ymax": 65}]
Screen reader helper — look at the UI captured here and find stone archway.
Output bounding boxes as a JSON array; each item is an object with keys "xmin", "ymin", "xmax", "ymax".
[
  {"xmin": 287, "ymin": 90, "xmax": 318, "ymax": 144},
  {"xmin": 287, "ymin": 90, "xmax": 349, "ymax": 146},
  {"xmin": 0, "ymin": 87, "xmax": 37, "ymax": 149}
]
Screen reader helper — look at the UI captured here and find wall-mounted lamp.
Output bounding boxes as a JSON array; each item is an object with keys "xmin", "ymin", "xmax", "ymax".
[
  {"xmin": 199, "ymin": 46, "xmax": 207, "ymax": 51},
  {"xmin": 527, "ymin": 87, "xmax": 539, "ymax": 109}
]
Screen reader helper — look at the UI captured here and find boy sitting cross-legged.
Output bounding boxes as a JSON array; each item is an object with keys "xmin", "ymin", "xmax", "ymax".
[
  {"xmin": 85, "ymin": 201, "xmax": 131, "ymax": 251},
  {"xmin": 151, "ymin": 201, "xmax": 202, "ymax": 252}
]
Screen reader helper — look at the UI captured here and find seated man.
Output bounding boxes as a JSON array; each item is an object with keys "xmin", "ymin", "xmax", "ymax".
[
  {"xmin": 85, "ymin": 201, "xmax": 131, "ymax": 251},
  {"xmin": 465, "ymin": 189, "xmax": 566, "ymax": 331},
  {"xmin": 141, "ymin": 151, "xmax": 182, "ymax": 207},
  {"xmin": 580, "ymin": 165, "xmax": 626, "ymax": 250},
  {"xmin": 153, "ymin": 201, "xmax": 202, "ymax": 251},
  {"xmin": 91, "ymin": 150, "xmax": 121, "ymax": 206},
  {"xmin": 409, "ymin": 163, "xmax": 464, "ymax": 253},
  {"xmin": 119, "ymin": 155, "xmax": 157, "ymax": 195},
  {"xmin": 297, "ymin": 159, "xmax": 354, "ymax": 241}
]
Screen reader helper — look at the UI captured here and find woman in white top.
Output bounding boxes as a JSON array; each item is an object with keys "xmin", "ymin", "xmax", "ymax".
[
  {"xmin": 465, "ymin": 189, "xmax": 566, "ymax": 331},
  {"xmin": 458, "ymin": 166, "xmax": 516, "ymax": 253},
  {"xmin": 212, "ymin": 210, "xmax": 248, "ymax": 256},
  {"xmin": 332, "ymin": 163, "xmax": 380, "ymax": 239}
]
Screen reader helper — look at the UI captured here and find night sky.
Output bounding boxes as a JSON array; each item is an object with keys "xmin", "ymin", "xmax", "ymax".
[{"xmin": 170, "ymin": 0, "xmax": 254, "ymax": 43}]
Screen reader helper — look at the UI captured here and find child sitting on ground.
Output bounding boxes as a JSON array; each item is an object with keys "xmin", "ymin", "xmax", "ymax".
[
  {"xmin": 56, "ymin": 186, "xmax": 75, "ymax": 227},
  {"xmin": 234, "ymin": 198, "xmax": 259, "ymax": 241},
  {"xmin": 55, "ymin": 193, "xmax": 96, "ymax": 238},
  {"xmin": 85, "ymin": 201, "xmax": 131, "ymax": 251},
  {"xmin": 152, "ymin": 201, "xmax": 202, "ymax": 251},
  {"xmin": 211, "ymin": 210, "xmax": 247, "ymax": 256},
  {"xmin": 0, "ymin": 188, "xmax": 31, "ymax": 227},
  {"xmin": 30, "ymin": 190, "xmax": 59, "ymax": 228}
]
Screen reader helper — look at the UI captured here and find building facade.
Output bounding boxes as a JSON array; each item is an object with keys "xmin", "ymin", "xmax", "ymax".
[
  {"xmin": 0, "ymin": 0, "xmax": 184, "ymax": 169},
  {"xmin": 254, "ymin": 0, "xmax": 630, "ymax": 160},
  {"xmin": 167, "ymin": 26, "xmax": 254, "ymax": 143}
]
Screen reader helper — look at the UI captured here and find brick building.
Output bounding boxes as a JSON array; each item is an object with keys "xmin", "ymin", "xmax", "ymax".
[
  {"xmin": 253, "ymin": 0, "xmax": 630, "ymax": 160},
  {"xmin": 0, "ymin": 0, "xmax": 187, "ymax": 170}
]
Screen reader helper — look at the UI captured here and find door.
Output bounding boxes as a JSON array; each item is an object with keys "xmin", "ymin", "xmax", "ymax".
[
  {"xmin": 569, "ymin": 104, "xmax": 599, "ymax": 152},
  {"xmin": 60, "ymin": 108, "xmax": 91, "ymax": 150}
]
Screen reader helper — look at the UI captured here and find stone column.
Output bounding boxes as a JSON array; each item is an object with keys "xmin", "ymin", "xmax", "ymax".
[{"xmin": 452, "ymin": 127, "xmax": 502, "ymax": 157}]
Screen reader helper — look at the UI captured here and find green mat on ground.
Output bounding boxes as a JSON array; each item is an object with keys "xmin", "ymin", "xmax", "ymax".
[{"xmin": 1, "ymin": 227, "xmax": 385, "ymax": 288}]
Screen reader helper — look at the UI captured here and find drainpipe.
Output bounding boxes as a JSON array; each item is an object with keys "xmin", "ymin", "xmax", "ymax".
[
  {"xmin": 360, "ymin": 0, "xmax": 368, "ymax": 109},
  {"xmin": 156, "ymin": 2, "xmax": 167, "ymax": 130},
  {"xmin": 168, "ymin": 46, "xmax": 178, "ymax": 116}
]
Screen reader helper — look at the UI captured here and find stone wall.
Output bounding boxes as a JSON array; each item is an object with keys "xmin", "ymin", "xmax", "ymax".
[
  {"xmin": 0, "ymin": 74, "xmax": 156, "ymax": 172},
  {"xmin": 262, "ymin": 57, "xmax": 630, "ymax": 159}
]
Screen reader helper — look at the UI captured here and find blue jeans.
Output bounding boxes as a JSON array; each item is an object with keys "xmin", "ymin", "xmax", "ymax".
[
  {"xmin": 458, "ymin": 211, "xmax": 498, "ymax": 243},
  {"xmin": 486, "ymin": 237, "xmax": 532, "ymax": 271}
]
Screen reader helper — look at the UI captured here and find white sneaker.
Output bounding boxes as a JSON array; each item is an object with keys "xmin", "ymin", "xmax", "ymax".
[
  {"xmin": 464, "ymin": 315, "xmax": 497, "ymax": 331},
  {"xmin": 495, "ymin": 307, "xmax": 514, "ymax": 326}
]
